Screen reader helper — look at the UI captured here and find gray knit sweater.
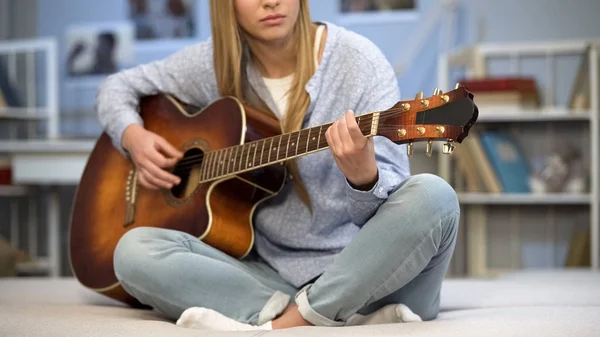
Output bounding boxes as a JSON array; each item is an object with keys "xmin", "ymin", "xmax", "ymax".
[{"xmin": 96, "ymin": 21, "xmax": 411, "ymax": 288}]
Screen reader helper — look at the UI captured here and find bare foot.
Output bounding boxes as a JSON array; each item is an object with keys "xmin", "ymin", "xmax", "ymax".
[{"xmin": 271, "ymin": 304, "xmax": 313, "ymax": 329}]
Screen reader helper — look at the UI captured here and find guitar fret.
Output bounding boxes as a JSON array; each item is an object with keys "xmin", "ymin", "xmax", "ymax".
[
  {"xmin": 246, "ymin": 143, "xmax": 252, "ymax": 169},
  {"xmin": 278, "ymin": 133, "xmax": 290, "ymax": 159},
  {"xmin": 268, "ymin": 138, "xmax": 274, "ymax": 163},
  {"xmin": 305, "ymin": 128, "xmax": 311, "ymax": 153},
  {"xmin": 259, "ymin": 139, "xmax": 265, "ymax": 166},
  {"xmin": 276, "ymin": 135, "xmax": 282, "ymax": 162},
  {"xmin": 207, "ymin": 152, "xmax": 215, "ymax": 180},
  {"xmin": 231, "ymin": 146, "xmax": 240, "ymax": 172},
  {"xmin": 219, "ymin": 149, "xmax": 225, "ymax": 177},
  {"xmin": 225, "ymin": 147, "xmax": 231, "ymax": 175},
  {"xmin": 204, "ymin": 152, "xmax": 211, "ymax": 180},
  {"xmin": 295, "ymin": 131, "xmax": 300, "ymax": 156},
  {"xmin": 317, "ymin": 125, "xmax": 323, "ymax": 150},
  {"xmin": 200, "ymin": 152, "xmax": 207, "ymax": 181},
  {"xmin": 220, "ymin": 149, "xmax": 227, "ymax": 176},
  {"xmin": 238, "ymin": 145, "xmax": 244, "ymax": 172},
  {"xmin": 229, "ymin": 147, "xmax": 235, "ymax": 175},
  {"xmin": 242, "ymin": 144, "xmax": 249, "ymax": 171},
  {"xmin": 213, "ymin": 151, "xmax": 220, "ymax": 179},
  {"xmin": 284, "ymin": 134, "xmax": 291, "ymax": 159},
  {"xmin": 251, "ymin": 142, "xmax": 257, "ymax": 168},
  {"xmin": 223, "ymin": 148, "xmax": 231, "ymax": 176},
  {"xmin": 216, "ymin": 150, "xmax": 223, "ymax": 177}
]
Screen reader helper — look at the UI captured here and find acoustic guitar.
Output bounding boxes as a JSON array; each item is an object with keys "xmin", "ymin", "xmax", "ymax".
[{"xmin": 69, "ymin": 85, "xmax": 478, "ymax": 307}]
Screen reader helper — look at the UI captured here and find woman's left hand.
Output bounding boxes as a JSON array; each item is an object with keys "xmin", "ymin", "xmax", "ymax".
[{"xmin": 325, "ymin": 110, "xmax": 379, "ymax": 190}]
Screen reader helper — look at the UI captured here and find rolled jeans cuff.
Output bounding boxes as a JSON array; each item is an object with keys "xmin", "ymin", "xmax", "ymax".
[{"xmin": 294, "ymin": 284, "xmax": 345, "ymax": 327}]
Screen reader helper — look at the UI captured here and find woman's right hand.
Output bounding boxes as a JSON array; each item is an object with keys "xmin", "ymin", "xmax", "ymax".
[{"xmin": 122, "ymin": 124, "xmax": 183, "ymax": 190}]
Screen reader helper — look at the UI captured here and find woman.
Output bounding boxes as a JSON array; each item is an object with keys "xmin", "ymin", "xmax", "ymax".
[{"xmin": 97, "ymin": 0, "xmax": 460, "ymax": 331}]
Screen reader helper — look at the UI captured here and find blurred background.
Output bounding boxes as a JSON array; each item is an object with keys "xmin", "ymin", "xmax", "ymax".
[{"xmin": 0, "ymin": 0, "xmax": 599, "ymax": 280}]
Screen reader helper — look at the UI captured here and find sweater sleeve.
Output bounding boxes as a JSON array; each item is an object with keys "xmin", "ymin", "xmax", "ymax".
[
  {"xmin": 344, "ymin": 49, "xmax": 412, "ymax": 227},
  {"xmin": 96, "ymin": 40, "xmax": 217, "ymax": 155}
]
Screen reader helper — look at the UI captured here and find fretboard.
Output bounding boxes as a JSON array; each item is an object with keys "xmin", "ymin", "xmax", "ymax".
[{"xmin": 199, "ymin": 113, "xmax": 375, "ymax": 182}]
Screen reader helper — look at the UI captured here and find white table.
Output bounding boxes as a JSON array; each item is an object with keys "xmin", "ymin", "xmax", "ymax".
[{"xmin": 0, "ymin": 139, "xmax": 96, "ymax": 277}]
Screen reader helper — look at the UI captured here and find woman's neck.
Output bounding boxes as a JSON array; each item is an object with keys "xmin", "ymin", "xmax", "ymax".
[
  {"xmin": 246, "ymin": 24, "xmax": 319, "ymax": 79},
  {"xmin": 246, "ymin": 33, "xmax": 297, "ymax": 79}
]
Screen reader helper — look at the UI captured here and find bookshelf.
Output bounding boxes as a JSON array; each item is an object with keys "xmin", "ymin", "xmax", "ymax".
[
  {"xmin": 0, "ymin": 38, "xmax": 59, "ymax": 277},
  {"xmin": 437, "ymin": 39, "xmax": 599, "ymax": 276}
]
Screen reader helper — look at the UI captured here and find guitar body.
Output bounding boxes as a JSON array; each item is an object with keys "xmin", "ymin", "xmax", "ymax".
[{"xmin": 69, "ymin": 94, "xmax": 286, "ymax": 307}]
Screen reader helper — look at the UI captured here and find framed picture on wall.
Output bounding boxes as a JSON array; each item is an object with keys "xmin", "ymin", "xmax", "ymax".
[
  {"xmin": 128, "ymin": 0, "xmax": 196, "ymax": 41},
  {"xmin": 65, "ymin": 22, "xmax": 135, "ymax": 78},
  {"xmin": 340, "ymin": 0, "xmax": 416, "ymax": 13},
  {"xmin": 338, "ymin": 0, "xmax": 418, "ymax": 25}
]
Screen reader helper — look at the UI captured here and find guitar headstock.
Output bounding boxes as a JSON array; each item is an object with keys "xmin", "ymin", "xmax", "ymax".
[{"xmin": 375, "ymin": 84, "xmax": 478, "ymax": 157}]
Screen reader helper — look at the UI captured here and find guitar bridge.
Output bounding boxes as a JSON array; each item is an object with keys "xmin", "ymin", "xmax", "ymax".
[{"xmin": 124, "ymin": 169, "xmax": 139, "ymax": 228}]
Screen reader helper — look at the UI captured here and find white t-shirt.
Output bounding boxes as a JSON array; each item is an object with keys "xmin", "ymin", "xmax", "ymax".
[{"xmin": 262, "ymin": 24, "xmax": 325, "ymax": 118}]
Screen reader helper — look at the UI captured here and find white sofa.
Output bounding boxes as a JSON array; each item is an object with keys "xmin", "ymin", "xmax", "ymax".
[{"xmin": 1, "ymin": 269, "xmax": 600, "ymax": 336}]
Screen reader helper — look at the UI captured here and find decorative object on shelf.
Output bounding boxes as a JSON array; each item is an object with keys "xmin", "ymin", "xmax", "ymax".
[
  {"xmin": 529, "ymin": 141, "xmax": 588, "ymax": 194},
  {"xmin": 66, "ymin": 22, "xmax": 134, "ymax": 78},
  {"xmin": 128, "ymin": 0, "xmax": 195, "ymax": 40},
  {"xmin": 459, "ymin": 77, "xmax": 541, "ymax": 116}
]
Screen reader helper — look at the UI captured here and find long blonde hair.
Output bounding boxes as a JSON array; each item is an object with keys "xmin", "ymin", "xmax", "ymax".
[{"xmin": 209, "ymin": 0, "xmax": 316, "ymax": 208}]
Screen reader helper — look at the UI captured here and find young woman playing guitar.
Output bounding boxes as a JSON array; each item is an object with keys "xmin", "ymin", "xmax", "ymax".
[{"xmin": 96, "ymin": 0, "xmax": 460, "ymax": 331}]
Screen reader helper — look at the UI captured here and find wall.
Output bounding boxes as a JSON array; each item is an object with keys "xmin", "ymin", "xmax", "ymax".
[{"xmin": 36, "ymin": 0, "xmax": 600, "ymax": 135}]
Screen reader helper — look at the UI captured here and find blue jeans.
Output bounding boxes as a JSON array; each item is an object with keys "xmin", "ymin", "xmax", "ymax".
[{"xmin": 113, "ymin": 173, "xmax": 460, "ymax": 326}]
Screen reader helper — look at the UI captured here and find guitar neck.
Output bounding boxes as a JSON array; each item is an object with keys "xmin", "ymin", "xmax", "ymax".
[{"xmin": 198, "ymin": 112, "xmax": 377, "ymax": 182}]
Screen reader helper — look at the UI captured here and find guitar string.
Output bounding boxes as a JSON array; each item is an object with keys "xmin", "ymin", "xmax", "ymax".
[
  {"xmin": 170, "ymin": 121, "xmax": 454, "ymax": 176},
  {"xmin": 170, "ymin": 103, "xmax": 415, "ymax": 169},
  {"xmin": 167, "ymin": 100, "xmax": 468, "ymax": 174},
  {"xmin": 169, "ymin": 123, "xmax": 373, "ymax": 175},
  {"xmin": 169, "ymin": 115, "xmax": 462, "ymax": 174}
]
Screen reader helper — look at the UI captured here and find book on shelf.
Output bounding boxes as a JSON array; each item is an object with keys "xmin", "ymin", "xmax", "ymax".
[
  {"xmin": 453, "ymin": 130, "xmax": 532, "ymax": 194},
  {"xmin": 478, "ymin": 131, "xmax": 531, "ymax": 193},
  {"xmin": 0, "ymin": 88, "xmax": 6, "ymax": 109},
  {"xmin": 459, "ymin": 77, "xmax": 541, "ymax": 116},
  {"xmin": 0, "ymin": 156, "xmax": 11, "ymax": 185},
  {"xmin": 568, "ymin": 44, "xmax": 600, "ymax": 112}
]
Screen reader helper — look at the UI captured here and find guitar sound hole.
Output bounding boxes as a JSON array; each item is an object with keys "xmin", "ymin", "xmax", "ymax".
[{"xmin": 170, "ymin": 147, "xmax": 204, "ymax": 199}]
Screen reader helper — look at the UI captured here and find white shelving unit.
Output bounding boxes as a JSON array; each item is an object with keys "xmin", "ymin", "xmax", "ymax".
[
  {"xmin": 0, "ymin": 37, "xmax": 60, "ymax": 276},
  {"xmin": 458, "ymin": 192, "xmax": 592, "ymax": 205},
  {"xmin": 437, "ymin": 39, "xmax": 599, "ymax": 276},
  {"xmin": 0, "ymin": 38, "xmax": 59, "ymax": 138}
]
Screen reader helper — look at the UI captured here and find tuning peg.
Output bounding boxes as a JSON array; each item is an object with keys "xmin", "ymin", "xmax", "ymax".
[
  {"xmin": 442, "ymin": 142, "xmax": 455, "ymax": 154},
  {"xmin": 415, "ymin": 91, "xmax": 424, "ymax": 99},
  {"xmin": 433, "ymin": 88, "xmax": 441, "ymax": 95},
  {"xmin": 407, "ymin": 142, "xmax": 414, "ymax": 158},
  {"xmin": 455, "ymin": 82, "xmax": 461, "ymax": 89},
  {"xmin": 426, "ymin": 139, "xmax": 433, "ymax": 157}
]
